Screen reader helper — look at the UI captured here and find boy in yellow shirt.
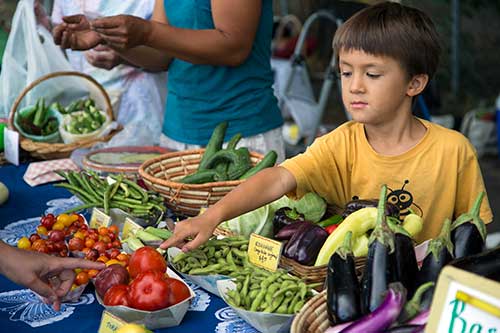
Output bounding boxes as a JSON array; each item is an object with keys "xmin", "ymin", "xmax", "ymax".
[{"xmin": 162, "ymin": 1, "xmax": 493, "ymax": 251}]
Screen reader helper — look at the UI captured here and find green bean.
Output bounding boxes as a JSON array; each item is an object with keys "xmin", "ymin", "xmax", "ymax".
[
  {"xmin": 103, "ymin": 184, "xmax": 111, "ymax": 215},
  {"xmin": 62, "ymin": 202, "xmax": 99, "ymax": 214},
  {"xmin": 54, "ymin": 183, "xmax": 94, "ymax": 204},
  {"xmin": 276, "ymin": 297, "xmax": 292, "ymax": 314},
  {"xmin": 109, "ymin": 175, "xmax": 123, "ymax": 200},
  {"xmin": 122, "ymin": 178, "xmax": 148, "ymax": 203}
]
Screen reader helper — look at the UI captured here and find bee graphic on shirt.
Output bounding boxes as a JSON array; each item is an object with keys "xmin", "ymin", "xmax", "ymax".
[{"xmin": 387, "ymin": 180, "xmax": 423, "ymax": 219}]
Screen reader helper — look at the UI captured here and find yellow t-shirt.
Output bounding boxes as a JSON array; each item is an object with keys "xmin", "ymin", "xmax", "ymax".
[{"xmin": 281, "ymin": 119, "xmax": 493, "ymax": 243}]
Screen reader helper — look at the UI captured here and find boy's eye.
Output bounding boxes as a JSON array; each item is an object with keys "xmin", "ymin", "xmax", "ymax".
[
  {"xmin": 367, "ymin": 73, "xmax": 381, "ymax": 78},
  {"xmin": 340, "ymin": 71, "xmax": 352, "ymax": 77}
]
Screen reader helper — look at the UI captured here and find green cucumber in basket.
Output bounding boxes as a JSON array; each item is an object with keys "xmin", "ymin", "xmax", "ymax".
[
  {"xmin": 180, "ymin": 169, "xmax": 217, "ymax": 184},
  {"xmin": 198, "ymin": 121, "xmax": 228, "ymax": 170},
  {"xmin": 239, "ymin": 150, "xmax": 278, "ymax": 179}
]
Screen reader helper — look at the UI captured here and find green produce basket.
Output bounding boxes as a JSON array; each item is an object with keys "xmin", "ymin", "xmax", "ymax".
[{"xmin": 13, "ymin": 105, "xmax": 62, "ymax": 143}]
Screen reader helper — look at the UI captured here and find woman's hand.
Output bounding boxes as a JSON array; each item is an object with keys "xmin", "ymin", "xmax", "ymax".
[
  {"xmin": 85, "ymin": 45, "xmax": 122, "ymax": 70},
  {"xmin": 53, "ymin": 14, "xmax": 102, "ymax": 50},
  {"xmin": 91, "ymin": 15, "xmax": 153, "ymax": 51},
  {"xmin": 0, "ymin": 242, "xmax": 104, "ymax": 311}
]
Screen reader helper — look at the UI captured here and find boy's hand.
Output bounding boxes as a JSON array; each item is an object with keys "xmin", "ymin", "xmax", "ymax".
[
  {"xmin": 160, "ymin": 215, "xmax": 217, "ymax": 252},
  {"xmin": 53, "ymin": 15, "xmax": 102, "ymax": 50}
]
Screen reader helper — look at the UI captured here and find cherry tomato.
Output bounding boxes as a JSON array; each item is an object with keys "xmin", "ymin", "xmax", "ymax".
[
  {"xmin": 87, "ymin": 269, "xmax": 99, "ymax": 279},
  {"xmin": 40, "ymin": 214, "xmax": 56, "ymax": 229},
  {"xmin": 75, "ymin": 271, "xmax": 90, "ymax": 285},
  {"xmin": 68, "ymin": 237, "xmax": 85, "ymax": 251},
  {"xmin": 165, "ymin": 277, "xmax": 191, "ymax": 306},
  {"xmin": 108, "ymin": 225, "xmax": 119, "ymax": 235},
  {"xmin": 112, "ymin": 240, "xmax": 122, "ymax": 249},
  {"xmin": 85, "ymin": 238, "xmax": 96, "ymax": 248},
  {"xmin": 85, "ymin": 248, "xmax": 99, "ymax": 261},
  {"xmin": 48, "ymin": 230, "xmax": 65, "ymax": 242},
  {"xmin": 93, "ymin": 241, "xmax": 107, "ymax": 254},
  {"xmin": 128, "ymin": 272, "xmax": 170, "ymax": 311},
  {"xmin": 36, "ymin": 225, "xmax": 48, "ymax": 235},
  {"xmin": 103, "ymin": 284, "xmax": 129, "ymax": 307},
  {"xmin": 98, "ymin": 227, "xmax": 109, "ymax": 236},
  {"xmin": 17, "ymin": 237, "xmax": 31, "ymax": 250},
  {"xmin": 51, "ymin": 222, "xmax": 65, "ymax": 231},
  {"xmin": 31, "ymin": 239, "xmax": 48, "ymax": 253},
  {"xmin": 128, "ymin": 246, "xmax": 167, "ymax": 279},
  {"xmin": 99, "ymin": 235, "xmax": 111, "ymax": 244},
  {"xmin": 29, "ymin": 233, "xmax": 41, "ymax": 243},
  {"xmin": 116, "ymin": 253, "xmax": 129, "ymax": 264},
  {"xmin": 97, "ymin": 255, "xmax": 109, "ymax": 263},
  {"xmin": 107, "ymin": 248, "xmax": 121, "ymax": 259}
]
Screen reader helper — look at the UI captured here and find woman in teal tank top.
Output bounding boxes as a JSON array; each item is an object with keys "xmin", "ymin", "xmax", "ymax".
[{"xmin": 53, "ymin": 0, "xmax": 284, "ymax": 160}]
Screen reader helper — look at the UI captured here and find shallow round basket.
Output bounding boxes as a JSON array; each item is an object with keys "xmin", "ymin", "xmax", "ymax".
[
  {"xmin": 138, "ymin": 149, "xmax": 264, "ymax": 216},
  {"xmin": 8, "ymin": 71, "xmax": 122, "ymax": 160},
  {"xmin": 291, "ymin": 290, "xmax": 329, "ymax": 333}
]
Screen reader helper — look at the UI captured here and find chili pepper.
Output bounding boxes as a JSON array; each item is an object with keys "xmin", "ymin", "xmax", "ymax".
[
  {"xmin": 327, "ymin": 231, "xmax": 361, "ymax": 325},
  {"xmin": 325, "ymin": 224, "xmax": 339, "ymax": 234},
  {"xmin": 451, "ymin": 191, "xmax": 486, "ymax": 259},
  {"xmin": 360, "ymin": 184, "xmax": 397, "ymax": 314},
  {"xmin": 272, "ymin": 206, "xmax": 305, "ymax": 236},
  {"xmin": 315, "ymin": 207, "xmax": 378, "ymax": 266},
  {"xmin": 317, "ymin": 214, "xmax": 343, "ymax": 228}
]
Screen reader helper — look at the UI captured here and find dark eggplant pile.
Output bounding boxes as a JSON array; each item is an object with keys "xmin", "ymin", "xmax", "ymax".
[{"xmin": 325, "ymin": 188, "xmax": 489, "ymax": 332}]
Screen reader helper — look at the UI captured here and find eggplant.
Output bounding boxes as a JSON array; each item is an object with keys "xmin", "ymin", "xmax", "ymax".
[
  {"xmin": 450, "ymin": 245, "xmax": 500, "ymax": 281},
  {"xmin": 283, "ymin": 221, "xmax": 329, "ymax": 265},
  {"xmin": 384, "ymin": 325, "xmax": 425, "ymax": 333},
  {"xmin": 391, "ymin": 223, "xmax": 418, "ymax": 299},
  {"xmin": 451, "ymin": 192, "xmax": 486, "ymax": 259},
  {"xmin": 361, "ymin": 185, "xmax": 397, "ymax": 313},
  {"xmin": 397, "ymin": 282, "xmax": 434, "ymax": 323},
  {"xmin": 274, "ymin": 220, "xmax": 310, "ymax": 241},
  {"xmin": 327, "ymin": 231, "xmax": 361, "ymax": 325},
  {"xmin": 340, "ymin": 283, "xmax": 406, "ymax": 333},
  {"xmin": 272, "ymin": 207, "xmax": 305, "ymax": 236},
  {"xmin": 407, "ymin": 310, "xmax": 430, "ymax": 325},
  {"xmin": 342, "ymin": 199, "xmax": 400, "ymax": 219}
]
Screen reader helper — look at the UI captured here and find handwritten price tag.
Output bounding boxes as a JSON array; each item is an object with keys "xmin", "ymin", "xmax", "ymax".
[
  {"xmin": 122, "ymin": 217, "xmax": 143, "ymax": 239},
  {"xmin": 90, "ymin": 208, "xmax": 111, "ymax": 229},
  {"xmin": 98, "ymin": 310, "xmax": 126, "ymax": 333},
  {"xmin": 248, "ymin": 233, "xmax": 283, "ymax": 272}
]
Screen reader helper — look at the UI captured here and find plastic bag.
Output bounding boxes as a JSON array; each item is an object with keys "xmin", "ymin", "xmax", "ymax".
[
  {"xmin": 460, "ymin": 107, "xmax": 497, "ymax": 157},
  {"xmin": 0, "ymin": 0, "xmax": 87, "ymax": 118}
]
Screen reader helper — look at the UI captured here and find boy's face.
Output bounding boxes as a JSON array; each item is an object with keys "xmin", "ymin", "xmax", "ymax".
[{"xmin": 338, "ymin": 49, "xmax": 415, "ymax": 126}]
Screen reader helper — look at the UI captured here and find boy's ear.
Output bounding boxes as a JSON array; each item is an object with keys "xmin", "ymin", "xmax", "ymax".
[{"xmin": 406, "ymin": 74, "xmax": 429, "ymax": 97}]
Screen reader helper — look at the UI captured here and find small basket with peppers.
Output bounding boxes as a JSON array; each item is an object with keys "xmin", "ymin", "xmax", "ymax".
[{"xmin": 8, "ymin": 71, "xmax": 121, "ymax": 160}]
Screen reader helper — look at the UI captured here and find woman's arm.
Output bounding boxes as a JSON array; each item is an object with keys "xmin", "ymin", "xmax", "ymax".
[
  {"xmin": 160, "ymin": 166, "xmax": 297, "ymax": 251},
  {"xmin": 93, "ymin": 0, "xmax": 261, "ymax": 67}
]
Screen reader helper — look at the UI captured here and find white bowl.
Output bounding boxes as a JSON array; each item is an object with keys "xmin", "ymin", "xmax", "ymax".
[
  {"xmin": 95, "ymin": 267, "xmax": 195, "ymax": 329},
  {"xmin": 59, "ymin": 110, "xmax": 111, "ymax": 144},
  {"xmin": 167, "ymin": 247, "xmax": 230, "ymax": 297},
  {"xmin": 217, "ymin": 279, "xmax": 295, "ymax": 333}
]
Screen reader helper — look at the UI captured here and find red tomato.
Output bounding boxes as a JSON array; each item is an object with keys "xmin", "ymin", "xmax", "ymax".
[
  {"xmin": 40, "ymin": 214, "xmax": 56, "ymax": 229},
  {"xmin": 75, "ymin": 271, "xmax": 90, "ymax": 285},
  {"xmin": 103, "ymin": 284, "xmax": 129, "ymax": 307},
  {"xmin": 29, "ymin": 233, "xmax": 41, "ymax": 243},
  {"xmin": 128, "ymin": 247, "xmax": 167, "ymax": 279},
  {"xmin": 106, "ymin": 248, "xmax": 121, "ymax": 260},
  {"xmin": 85, "ymin": 248, "xmax": 99, "ymax": 261},
  {"xmin": 128, "ymin": 272, "xmax": 169, "ymax": 311},
  {"xmin": 68, "ymin": 237, "xmax": 85, "ymax": 251},
  {"xmin": 93, "ymin": 241, "xmax": 107, "ymax": 254},
  {"xmin": 165, "ymin": 277, "xmax": 191, "ymax": 306}
]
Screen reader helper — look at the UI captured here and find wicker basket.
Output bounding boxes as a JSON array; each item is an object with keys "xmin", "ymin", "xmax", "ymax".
[
  {"xmin": 8, "ymin": 71, "xmax": 122, "ymax": 160},
  {"xmin": 138, "ymin": 149, "xmax": 264, "ymax": 217},
  {"xmin": 290, "ymin": 290, "xmax": 329, "ymax": 333}
]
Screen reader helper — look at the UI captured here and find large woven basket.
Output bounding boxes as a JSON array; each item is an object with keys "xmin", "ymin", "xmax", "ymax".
[
  {"xmin": 8, "ymin": 71, "xmax": 121, "ymax": 160},
  {"xmin": 138, "ymin": 149, "xmax": 264, "ymax": 217},
  {"xmin": 291, "ymin": 290, "xmax": 329, "ymax": 333}
]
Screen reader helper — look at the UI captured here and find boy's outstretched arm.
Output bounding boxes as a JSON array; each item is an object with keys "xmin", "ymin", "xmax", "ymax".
[{"xmin": 160, "ymin": 166, "xmax": 296, "ymax": 252}]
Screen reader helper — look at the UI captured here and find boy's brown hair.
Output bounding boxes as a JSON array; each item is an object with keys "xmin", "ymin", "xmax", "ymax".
[{"xmin": 333, "ymin": 1, "xmax": 441, "ymax": 79}]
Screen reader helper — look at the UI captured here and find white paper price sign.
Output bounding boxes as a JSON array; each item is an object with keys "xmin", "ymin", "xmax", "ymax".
[{"xmin": 427, "ymin": 266, "xmax": 500, "ymax": 333}]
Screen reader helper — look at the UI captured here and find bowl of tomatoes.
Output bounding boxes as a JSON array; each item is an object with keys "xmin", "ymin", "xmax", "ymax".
[{"xmin": 94, "ymin": 247, "xmax": 194, "ymax": 329}]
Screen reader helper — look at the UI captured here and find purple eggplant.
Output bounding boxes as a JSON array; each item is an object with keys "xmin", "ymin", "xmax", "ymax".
[
  {"xmin": 274, "ymin": 220, "xmax": 311, "ymax": 241},
  {"xmin": 273, "ymin": 207, "xmax": 305, "ymax": 236},
  {"xmin": 340, "ymin": 283, "xmax": 406, "ymax": 333},
  {"xmin": 361, "ymin": 185, "xmax": 397, "ymax": 313},
  {"xmin": 283, "ymin": 221, "xmax": 329, "ymax": 265},
  {"xmin": 342, "ymin": 199, "xmax": 400, "ymax": 219},
  {"xmin": 450, "ymin": 245, "xmax": 500, "ymax": 282},
  {"xmin": 451, "ymin": 192, "xmax": 486, "ymax": 259},
  {"xmin": 390, "ymin": 221, "xmax": 418, "ymax": 299},
  {"xmin": 384, "ymin": 324, "xmax": 425, "ymax": 333},
  {"xmin": 327, "ymin": 231, "xmax": 361, "ymax": 324}
]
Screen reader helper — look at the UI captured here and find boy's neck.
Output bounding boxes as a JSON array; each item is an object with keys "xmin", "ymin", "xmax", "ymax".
[{"xmin": 363, "ymin": 116, "xmax": 427, "ymax": 156}]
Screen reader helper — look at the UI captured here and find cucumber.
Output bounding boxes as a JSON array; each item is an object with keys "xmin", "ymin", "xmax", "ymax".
[
  {"xmin": 239, "ymin": 150, "xmax": 278, "ymax": 179},
  {"xmin": 180, "ymin": 169, "xmax": 217, "ymax": 184},
  {"xmin": 198, "ymin": 122, "xmax": 228, "ymax": 170},
  {"xmin": 136, "ymin": 229, "xmax": 163, "ymax": 242},
  {"xmin": 144, "ymin": 226, "xmax": 173, "ymax": 240}
]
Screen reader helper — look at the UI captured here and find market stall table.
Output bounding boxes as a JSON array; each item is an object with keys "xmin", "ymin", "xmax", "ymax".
[{"xmin": 0, "ymin": 163, "xmax": 258, "ymax": 333}]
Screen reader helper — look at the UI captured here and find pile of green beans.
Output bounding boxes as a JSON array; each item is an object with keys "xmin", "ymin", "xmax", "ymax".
[
  {"xmin": 54, "ymin": 170, "xmax": 165, "ymax": 218},
  {"xmin": 172, "ymin": 236, "xmax": 250, "ymax": 275},
  {"xmin": 226, "ymin": 268, "xmax": 318, "ymax": 314}
]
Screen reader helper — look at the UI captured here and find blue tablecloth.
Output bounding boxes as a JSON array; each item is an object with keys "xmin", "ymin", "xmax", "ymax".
[{"xmin": 0, "ymin": 164, "xmax": 256, "ymax": 333}]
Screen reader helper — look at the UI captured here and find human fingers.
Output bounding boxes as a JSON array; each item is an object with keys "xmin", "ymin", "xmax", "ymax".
[
  {"xmin": 181, "ymin": 232, "xmax": 212, "ymax": 252},
  {"xmin": 52, "ymin": 23, "xmax": 66, "ymax": 45},
  {"xmin": 99, "ymin": 35, "xmax": 128, "ymax": 50},
  {"xmin": 28, "ymin": 277, "xmax": 59, "ymax": 306},
  {"xmin": 63, "ymin": 14, "xmax": 86, "ymax": 25},
  {"xmin": 93, "ymin": 27, "xmax": 125, "ymax": 37},
  {"xmin": 92, "ymin": 44, "xmax": 112, "ymax": 52},
  {"xmin": 91, "ymin": 16, "xmax": 123, "ymax": 30},
  {"xmin": 52, "ymin": 269, "xmax": 76, "ymax": 299},
  {"xmin": 60, "ymin": 30, "xmax": 71, "ymax": 49},
  {"xmin": 54, "ymin": 256, "xmax": 105, "ymax": 272},
  {"xmin": 159, "ymin": 228, "xmax": 191, "ymax": 250}
]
